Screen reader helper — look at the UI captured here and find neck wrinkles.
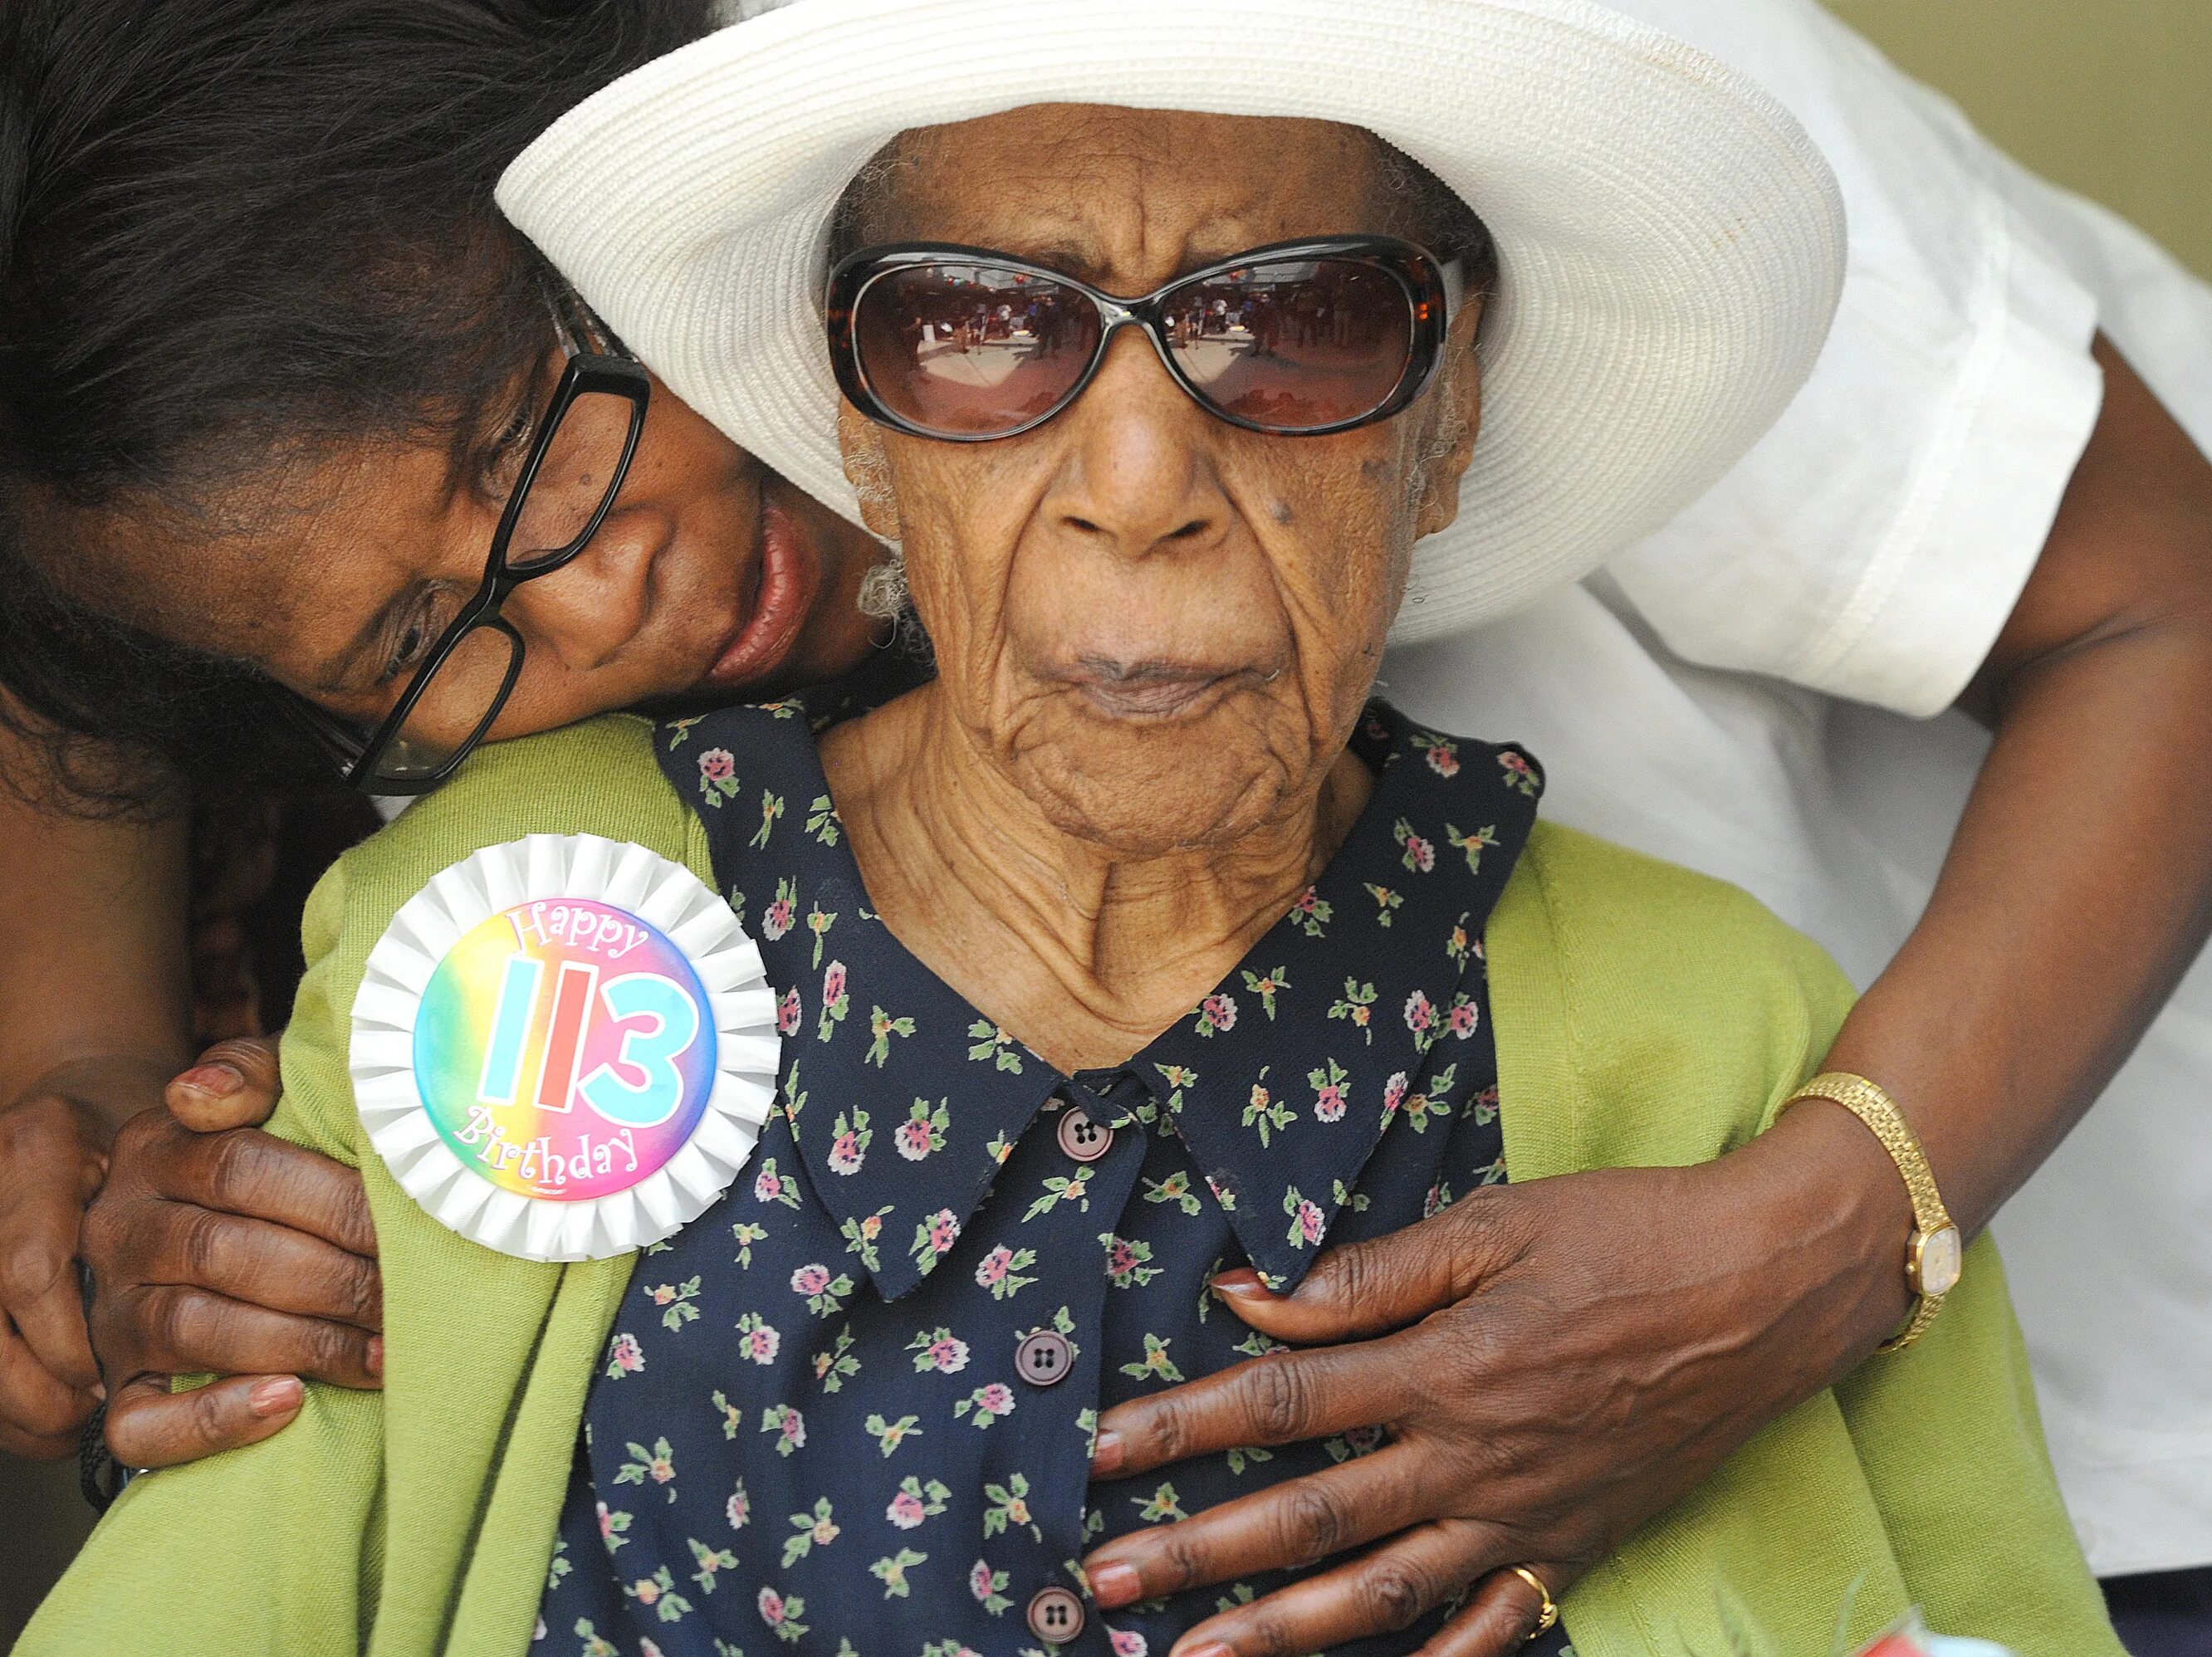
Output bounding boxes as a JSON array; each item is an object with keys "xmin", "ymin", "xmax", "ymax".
[{"xmin": 820, "ymin": 683, "xmax": 1373, "ymax": 1071}]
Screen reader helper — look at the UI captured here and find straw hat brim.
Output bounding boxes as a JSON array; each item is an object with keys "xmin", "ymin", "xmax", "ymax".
[{"xmin": 501, "ymin": 0, "xmax": 1846, "ymax": 643}]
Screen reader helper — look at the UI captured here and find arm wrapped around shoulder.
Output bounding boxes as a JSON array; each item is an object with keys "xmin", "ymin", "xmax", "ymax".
[
  {"xmin": 17, "ymin": 713, "xmax": 703, "ymax": 1657},
  {"xmin": 1490, "ymin": 822, "xmax": 2119, "ymax": 1657}
]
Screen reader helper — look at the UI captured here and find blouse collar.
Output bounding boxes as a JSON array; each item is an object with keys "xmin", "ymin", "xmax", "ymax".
[{"xmin": 659, "ymin": 699, "xmax": 1541, "ymax": 1298}]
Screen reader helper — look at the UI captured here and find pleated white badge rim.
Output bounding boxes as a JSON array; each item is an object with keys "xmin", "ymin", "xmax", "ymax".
[{"xmin": 349, "ymin": 833, "xmax": 779, "ymax": 1262}]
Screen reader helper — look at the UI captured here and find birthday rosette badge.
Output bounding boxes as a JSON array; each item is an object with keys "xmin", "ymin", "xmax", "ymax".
[{"xmin": 350, "ymin": 833, "xmax": 779, "ymax": 1261}]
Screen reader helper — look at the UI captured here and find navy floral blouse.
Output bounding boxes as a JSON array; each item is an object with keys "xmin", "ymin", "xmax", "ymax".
[{"xmin": 536, "ymin": 697, "xmax": 1564, "ymax": 1657}]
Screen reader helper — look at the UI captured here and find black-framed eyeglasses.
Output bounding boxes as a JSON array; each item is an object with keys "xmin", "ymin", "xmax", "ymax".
[
  {"xmin": 287, "ymin": 287, "xmax": 650, "ymax": 794},
  {"xmin": 826, "ymin": 235, "xmax": 1463, "ymax": 444}
]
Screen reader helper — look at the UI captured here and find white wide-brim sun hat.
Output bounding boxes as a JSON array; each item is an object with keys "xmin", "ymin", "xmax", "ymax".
[{"xmin": 500, "ymin": 0, "xmax": 1847, "ymax": 643}]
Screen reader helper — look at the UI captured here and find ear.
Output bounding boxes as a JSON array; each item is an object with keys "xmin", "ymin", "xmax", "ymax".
[
  {"xmin": 837, "ymin": 400, "xmax": 905, "ymax": 542},
  {"xmin": 1413, "ymin": 300, "xmax": 1485, "ymax": 541}
]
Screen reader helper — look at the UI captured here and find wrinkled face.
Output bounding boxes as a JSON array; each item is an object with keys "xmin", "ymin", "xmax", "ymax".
[
  {"xmin": 839, "ymin": 105, "xmax": 1482, "ymax": 855},
  {"xmin": 61, "ymin": 368, "xmax": 887, "ymax": 746}
]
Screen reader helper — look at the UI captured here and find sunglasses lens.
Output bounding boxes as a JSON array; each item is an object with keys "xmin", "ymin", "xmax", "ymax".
[
  {"xmin": 853, "ymin": 263, "xmax": 1103, "ymax": 436},
  {"xmin": 1166, "ymin": 258, "xmax": 1417, "ymax": 431}
]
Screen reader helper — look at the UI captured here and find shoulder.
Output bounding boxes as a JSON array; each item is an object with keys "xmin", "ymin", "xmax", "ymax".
[
  {"xmin": 272, "ymin": 715, "xmax": 699, "ymax": 1162},
  {"xmin": 1490, "ymin": 823, "xmax": 1855, "ymax": 1174},
  {"xmin": 1515, "ymin": 822, "xmax": 1842, "ymax": 979},
  {"xmin": 321, "ymin": 713, "xmax": 690, "ymax": 936}
]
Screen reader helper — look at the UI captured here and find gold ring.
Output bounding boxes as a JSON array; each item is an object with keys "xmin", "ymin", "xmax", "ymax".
[{"xmin": 1507, "ymin": 1566, "xmax": 1559, "ymax": 1638}]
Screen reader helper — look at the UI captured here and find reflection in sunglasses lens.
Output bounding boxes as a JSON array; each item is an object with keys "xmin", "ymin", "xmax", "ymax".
[
  {"xmin": 855, "ymin": 266, "xmax": 1103, "ymax": 436},
  {"xmin": 1165, "ymin": 259, "xmax": 1414, "ymax": 431},
  {"xmin": 849, "ymin": 253, "xmax": 1419, "ymax": 438}
]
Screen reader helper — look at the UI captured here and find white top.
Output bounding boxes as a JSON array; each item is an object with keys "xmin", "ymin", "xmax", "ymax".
[{"xmin": 1388, "ymin": 0, "xmax": 2212, "ymax": 1578}]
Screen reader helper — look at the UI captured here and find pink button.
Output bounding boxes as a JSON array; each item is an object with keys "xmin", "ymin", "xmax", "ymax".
[
  {"xmin": 1015, "ymin": 1329, "xmax": 1074, "ymax": 1386},
  {"xmin": 1056, "ymin": 1107, "xmax": 1113, "ymax": 1164},
  {"xmin": 1027, "ymin": 1586, "xmax": 1086, "ymax": 1644}
]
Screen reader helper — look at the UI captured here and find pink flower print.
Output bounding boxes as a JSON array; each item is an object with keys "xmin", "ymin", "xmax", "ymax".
[
  {"xmin": 896, "ymin": 1113, "xmax": 938, "ymax": 1161},
  {"xmin": 608, "ymin": 1332, "xmax": 645, "ymax": 1374},
  {"xmin": 754, "ymin": 1166, "xmax": 787, "ymax": 1204},
  {"xmin": 640, "ymin": 1641, "xmax": 664, "ymax": 1657},
  {"xmin": 1197, "ymin": 992, "xmax": 1237, "ymax": 1034},
  {"xmin": 1294, "ymin": 1198, "xmax": 1326, "ymax": 1246},
  {"xmin": 757, "ymin": 1586, "xmax": 790, "ymax": 1628},
  {"xmin": 927, "ymin": 1335, "xmax": 970, "ymax": 1373},
  {"xmin": 974, "ymin": 1382, "xmax": 1015, "ymax": 1418},
  {"xmin": 1110, "ymin": 1630, "xmax": 1151, "ymax": 1657},
  {"xmin": 1382, "ymin": 1072, "xmax": 1409, "ymax": 1118},
  {"xmin": 1106, "ymin": 1237, "xmax": 1141, "ymax": 1278},
  {"xmin": 1404, "ymin": 989, "xmax": 1437, "ymax": 1036},
  {"xmin": 596, "ymin": 1502, "xmax": 624, "ymax": 1545},
  {"xmin": 823, "ymin": 961, "xmax": 848, "ymax": 1005},
  {"xmin": 1425, "ymin": 743, "xmax": 1461, "ymax": 778},
  {"xmin": 699, "ymin": 748, "xmax": 736, "ymax": 783},
  {"xmin": 887, "ymin": 1488, "xmax": 928, "ymax": 1528},
  {"xmin": 763, "ymin": 886, "xmax": 796, "ymax": 941},
  {"xmin": 828, "ymin": 1126, "xmax": 865, "ymax": 1176},
  {"xmin": 1314, "ymin": 1082, "xmax": 1347, "ymax": 1122},
  {"xmin": 925, "ymin": 1209, "xmax": 961, "ymax": 1257},
  {"xmin": 1402, "ymin": 832, "xmax": 1436, "ymax": 872},
  {"xmin": 740, "ymin": 1320, "xmax": 781, "ymax": 1366},
  {"xmin": 790, "ymin": 1264, "xmax": 831, "ymax": 1298},
  {"xmin": 727, "ymin": 1487, "xmax": 751, "ymax": 1529},
  {"xmin": 1447, "ymin": 998, "xmax": 1480, "ymax": 1039},
  {"xmin": 970, "ymin": 1560, "xmax": 999, "ymax": 1602},
  {"xmin": 776, "ymin": 986, "xmax": 802, "ymax": 1035},
  {"xmin": 775, "ymin": 1407, "xmax": 806, "ymax": 1450},
  {"xmin": 975, "ymin": 1245, "xmax": 1015, "ymax": 1289}
]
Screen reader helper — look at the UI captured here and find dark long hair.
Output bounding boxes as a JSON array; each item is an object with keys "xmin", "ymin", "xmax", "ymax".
[{"xmin": 0, "ymin": 0, "xmax": 714, "ymax": 813}]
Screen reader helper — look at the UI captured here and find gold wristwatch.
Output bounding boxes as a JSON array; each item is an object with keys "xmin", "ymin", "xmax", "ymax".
[{"xmin": 1788, "ymin": 1072, "xmax": 1961, "ymax": 1352}]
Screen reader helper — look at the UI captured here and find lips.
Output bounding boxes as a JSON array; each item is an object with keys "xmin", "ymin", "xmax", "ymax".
[
  {"xmin": 705, "ymin": 488, "xmax": 820, "ymax": 689},
  {"xmin": 1065, "ymin": 659, "xmax": 1247, "ymax": 721}
]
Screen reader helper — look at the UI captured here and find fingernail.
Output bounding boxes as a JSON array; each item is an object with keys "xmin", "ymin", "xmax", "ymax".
[
  {"xmin": 178, "ymin": 1063, "xmax": 243, "ymax": 1098},
  {"xmin": 366, "ymin": 1337, "xmax": 385, "ymax": 1377},
  {"xmin": 1089, "ymin": 1428, "xmax": 1123, "ymax": 1476},
  {"xmin": 91, "ymin": 1382, "xmax": 106, "ymax": 1403},
  {"xmin": 1177, "ymin": 1643, "xmax": 1235, "ymax": 1657},
  {"xmin": 1210, "ymin": 1267, "xmax": 1274, "ymax": 1299},
  {"xmin": 1088, "ymin": 1561, "xmax": 1142, "ymax": 1609},
  {"xmin": 249, "ymin": 1376, "xmax": 302, "ymax": 1417}
]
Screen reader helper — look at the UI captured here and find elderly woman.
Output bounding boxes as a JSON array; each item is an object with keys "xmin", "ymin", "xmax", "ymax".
[{"xmin": 22, "ymin": 4, "xmax": 2126, "ymax": 1655}]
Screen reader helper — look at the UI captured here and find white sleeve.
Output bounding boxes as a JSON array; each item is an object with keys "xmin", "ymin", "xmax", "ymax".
[
  {"xmin": 1590, "ymin": 0, "xmax": 2107, "ymax": 717},
  {"xmin": 1978, "ymin": 146, "xmax": 2212, "ymax": 458}
]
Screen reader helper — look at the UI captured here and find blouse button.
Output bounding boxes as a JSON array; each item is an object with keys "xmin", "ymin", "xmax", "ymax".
[
  {"xmin": 1015, "ymin": 1329, "xmax": 1074, "ymax": 1386},
  {"xmin": 1027, "ymin": 1585, "xmax": 1087, "ymax": 1644},
  {"xmin": 1056, "ymin": 1106, "xmax": 1114, "ymax": 1164}
]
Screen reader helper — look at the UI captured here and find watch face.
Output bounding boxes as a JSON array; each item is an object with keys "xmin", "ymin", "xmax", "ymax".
[{"xmin": 1913, "ymin": 1224, "xmax": 1964, "ymax": 1298}]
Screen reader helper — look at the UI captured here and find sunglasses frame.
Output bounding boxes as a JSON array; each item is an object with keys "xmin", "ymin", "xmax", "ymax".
[{"xmin": 826, "ymin": 235, "xmax": 1462, "ymax": 443}]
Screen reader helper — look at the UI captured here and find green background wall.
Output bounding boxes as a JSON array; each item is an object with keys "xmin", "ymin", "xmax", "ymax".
[{"xmin": 1830, "ymin": 0, "xmax": 2211, "ymax": 278}]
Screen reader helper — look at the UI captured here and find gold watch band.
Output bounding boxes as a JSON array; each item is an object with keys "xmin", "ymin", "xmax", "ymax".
[{"xmin": 1788, "ymin": 1072, "xmax": 1961, "ymax": 1352}]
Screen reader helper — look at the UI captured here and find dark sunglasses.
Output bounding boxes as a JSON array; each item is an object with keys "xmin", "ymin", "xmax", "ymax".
[
  {"xmin": 286, "ymin": 290, "xmax": 649, "ymax": 794},
  {"xmin": 826, "ymin": 235, "xmax": 1464, "ymax": 443}
]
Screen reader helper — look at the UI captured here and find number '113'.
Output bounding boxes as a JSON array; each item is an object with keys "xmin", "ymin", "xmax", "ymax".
[{"xmin": 476, "ymin": 954, "xmax": 702, "ymax": 1129}]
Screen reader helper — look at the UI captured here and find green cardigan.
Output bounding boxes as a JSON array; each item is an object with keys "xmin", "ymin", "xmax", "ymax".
[{"xmin": 22, "ymin": 716, "xmax": 2119, "ymax": 1657}]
